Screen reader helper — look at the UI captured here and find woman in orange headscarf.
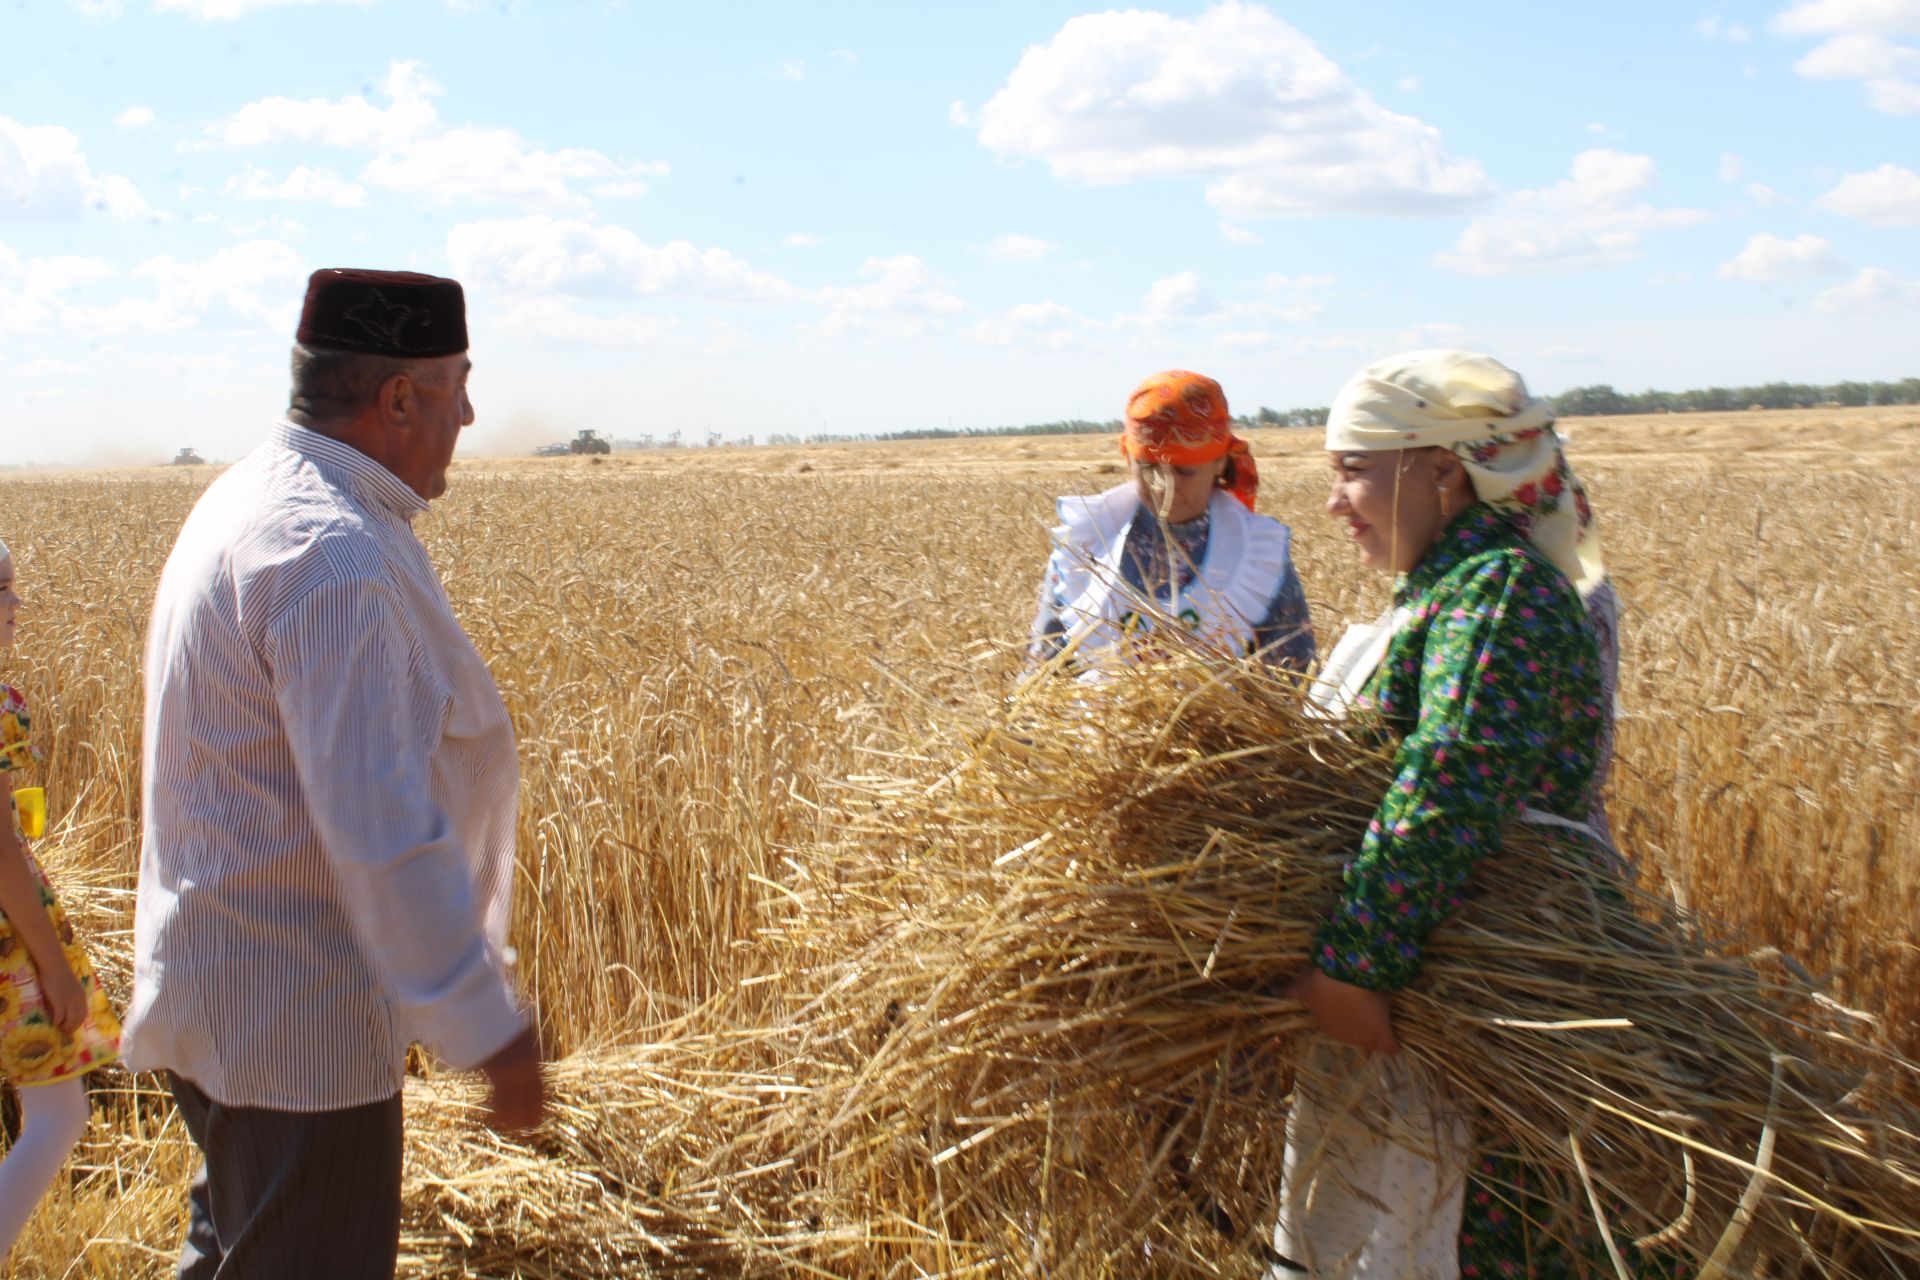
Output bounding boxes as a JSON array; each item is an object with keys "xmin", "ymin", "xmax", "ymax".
[{"xmin": 1029, "ymin": 371, "xmax": 1315, "ymax": 673}]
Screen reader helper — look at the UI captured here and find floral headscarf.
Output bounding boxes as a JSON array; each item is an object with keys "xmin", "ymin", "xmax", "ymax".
[
  {"xmin": 1120, "ymin": 370, "xmax": 1259, "ymax": 511},
  {"xmin": 1325, "ymin": 349, "xmax": 1604, "ymax": 596}
]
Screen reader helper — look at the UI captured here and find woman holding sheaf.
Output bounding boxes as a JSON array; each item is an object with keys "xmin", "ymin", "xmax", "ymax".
[{"xmin": 1274, "ymin": 350, "xmax": 1628, "ymax": 1278}]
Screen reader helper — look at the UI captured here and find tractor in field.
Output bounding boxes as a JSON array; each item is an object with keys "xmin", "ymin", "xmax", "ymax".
[
  {"xmin": 171, "ymin": 447, "xmax": 205, "ymax": 466},
  {"xmin": 568, "ymin": 430, "xmax": 612, "ymax": 456}
]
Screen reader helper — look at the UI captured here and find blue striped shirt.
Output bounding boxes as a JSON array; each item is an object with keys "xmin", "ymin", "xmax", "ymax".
[{"xmin": 126, "ymin": 422, "xmax": 525, "ymax": 1111}]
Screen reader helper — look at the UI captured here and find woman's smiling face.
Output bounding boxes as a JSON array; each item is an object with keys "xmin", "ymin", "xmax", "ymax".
[{"xmin": 1325, "ymin": 448, "xmax": 1453, "ymax": 575}]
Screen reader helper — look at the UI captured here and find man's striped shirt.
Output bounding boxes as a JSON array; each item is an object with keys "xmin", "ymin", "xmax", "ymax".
[{"xmin": 126, "ymin": 421, "xmax": 524, "ymax": 1111}]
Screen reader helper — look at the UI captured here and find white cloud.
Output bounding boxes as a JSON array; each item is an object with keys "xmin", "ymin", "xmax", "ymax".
[
  {"xmin": 1121, "ymin": 269, "xmax": 1322, "ymax": 329},
  {"xmin": 446, "ymin": 216, "xmax": 796, "ymax": 302},
  {"xmin": 1651, "ymin": 270, "xmax": 1694, "ymax": 285},
  {"xmin": 1434, "ymin": 150, "xmax": 1708, "ymax": 276},
  {"xmin": 783, "ymin": 232, "xmax": 825, "ymax": 248},
  {"xmin": 491, "ymin": 299, "xmax": 681, "ymax": 349},
  {"xmin": 1747, "ymin": 181, "xmax": 1792, "ymax": 205},
  {"xmin": 154, "ymin": 0, "xmax": 372, "ymax": 17},
  {"xmin": 207, "ymin": 61, "xmax": 444, "ymax": 149},
  {"xmin": 1260, "ymin": 272, "xmax": 1337, "ymax": 291},
  {"xmin": 115, "ymin": 105, "xmax": 156, "ymax": 129},
  {"xmin": 807, "ymin": 255, "xmax": 966, "ymax": 342},
  {"xmin": 830, "ymin": 49, "xmax": 859, "ymax": 64},
  {"xmin": 1717, "ymin": 231, "xmax": 1846, "ymax": 280},
  {"xmin": 1815, "ymin": 264, "xmax": 1920, "ymax": 310},
  {"xmin": 1397, "ymin": 75, "xmax": 1420, "ymax": 91},
  {"xmin": 72, "ymin": 0, "xmax": 122, "ymax": 15},
  {"xmin": 0, "ymin": 236, "xmax": 302, "ymax": 335},
  {"xmin": 1142, "ymin": 271, "xmax": 1217, "ymax": 319},
  {"xmin": 592, "ymin": 180, "xmax": 651, "ymax": 200},
  {"xmin": 1717, "ymin": 151, "xmax": 1744, "ymax": 182},
  {"xmin": 1697, "ymin": 16, "xmax": 1755, "ymax": 40},
  {"xmin": 1774, "ymin": 0, "xmax": 1920, "ymax": 36},
  {"xmin": 13, "ymin": 358, "xmax": 86, "ymax": 378},
  {"xmin": 769, "ymin": 60, "xmax": 806, "ymax": 81},
  {"xmin": 1777, "ymin": 2, "xmax": 1920, "ymax": 113},
  {"xmin": 1, "ymin": 116, "xmax": 153, "ymax": 220},
  {"xmin": 129, "ymin": 238, "xmax": 310, "ymax": 328},
  {"xmin": 223, "ymin": 164, "xmax": 366, "ymax": 208},
  {"xmin": 980, "ymin": 233, "xmax": 1052, "ymax": 261},
  {"xmin": 363, "ymin": 126, "xmax": 664, "ymax": 210},
  {"xmin": 1220, "ymin": 222, "xmax": 1262, "ymax": 245},
  {"xmin": 206, "ymin": 61, "xmax": 666, "ymax": 212},
  {"xmin": 947, "ymin": 100, "xmax": 973, "ymax": 127},
  {"xmin": 963, "ymin": 300, "xmax": 1100, "ymax": 350},
  {"xmin": 967, "ymin": 2, "xmax": 1492, "ymax": 218},
  {"xmin": 1814, "ymin": 161, "xmax": 1920, "ymax": 223},
  {"xmin": 1795, "ymin": 32, "xmax": 1920, "ymax": 76}
]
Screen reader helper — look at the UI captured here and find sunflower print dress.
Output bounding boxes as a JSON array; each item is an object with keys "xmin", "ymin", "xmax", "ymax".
[{"xmin": 1, "ymin": 684, "xmax": 121, "ymax": 1085}]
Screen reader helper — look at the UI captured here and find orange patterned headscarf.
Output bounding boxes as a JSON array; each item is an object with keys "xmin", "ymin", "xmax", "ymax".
[{"xmin": 1120, "ymin": 370, "xmax": 1258, "ymax": 510}]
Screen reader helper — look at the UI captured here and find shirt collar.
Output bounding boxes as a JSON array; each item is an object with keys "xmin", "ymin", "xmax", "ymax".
[
  {"xmin": 1393, "ymin": 503, "xmax": 1515, "ymax": 605},
  {"xmin": 270, "ymin": 420, "xmax": 429, "ymax": 522}
]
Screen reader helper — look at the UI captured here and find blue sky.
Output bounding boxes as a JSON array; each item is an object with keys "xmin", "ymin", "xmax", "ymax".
[{"xmin": 4, "ymin": 0, "xmax": 1918, "ymax": 464}]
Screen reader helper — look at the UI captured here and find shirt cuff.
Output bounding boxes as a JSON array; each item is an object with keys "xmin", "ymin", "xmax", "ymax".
[
  {"xmin": 1311, "ymin": 922, "xmax": 1418, "ymax": 993},
  {"xmin": 408, "ymin": 964, "xmax": 527, "ymax": 1071}
]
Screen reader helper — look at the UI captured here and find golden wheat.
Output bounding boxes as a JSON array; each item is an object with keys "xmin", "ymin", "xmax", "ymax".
[{"xmin": 0, "ymin": 406, "xmax": 1913, "ymax": 1276}]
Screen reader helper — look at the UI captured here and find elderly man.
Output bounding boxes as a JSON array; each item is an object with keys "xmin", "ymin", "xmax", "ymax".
[{"xmin": 126, "ymin": 268, "xmax": 544, "ymax": 1280}]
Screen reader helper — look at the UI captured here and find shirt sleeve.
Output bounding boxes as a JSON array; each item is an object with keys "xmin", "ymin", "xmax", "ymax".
[
  {"xmin": 1252, "ymin": 562, "xmax": 1316, "ymax": 672},
  {"xmin": 266, "ymin": 576, "xmax": 525, "ymax": 1070},
  {"xmin": 1312, "ymin": 554, "xmax": 1577, "ymax": 992}
]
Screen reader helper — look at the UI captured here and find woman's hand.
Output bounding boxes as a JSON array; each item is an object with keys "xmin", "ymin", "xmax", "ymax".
[
  {"xmin": 1286, "ymin": 966, "xmax": 1400, "ymax": 1055},
  {"xmin": 36, "ymin": 958, "xmax": 88, "ymax": 1034}
]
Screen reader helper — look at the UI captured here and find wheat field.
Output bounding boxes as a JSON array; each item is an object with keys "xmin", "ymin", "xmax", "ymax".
[{"xmin": 0, "ymin": 405, "xmax": 1915, "ymax": 1276}]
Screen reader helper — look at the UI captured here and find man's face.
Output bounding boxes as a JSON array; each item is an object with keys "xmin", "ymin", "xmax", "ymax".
[{"xmin": 391, "ymin": 354, "xmax": 474, "ymax": 500}]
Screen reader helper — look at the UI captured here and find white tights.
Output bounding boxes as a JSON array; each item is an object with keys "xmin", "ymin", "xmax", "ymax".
[{"xmin": 0, "ymin": 1078, "xmax": 90, "ymax": 1256}]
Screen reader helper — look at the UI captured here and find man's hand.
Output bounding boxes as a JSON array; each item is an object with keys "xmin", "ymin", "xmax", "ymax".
[
  {"xmin": 478, "ymin": 1026, "xmax": 547, "ymax": 1135},
  {"xmin": 37, "ymin": 959, "xmax": 89, "ymax": 1035},
  {"xmin": 1286, "ymin": 966, "xmax": 1400, "ymax": 1055}
]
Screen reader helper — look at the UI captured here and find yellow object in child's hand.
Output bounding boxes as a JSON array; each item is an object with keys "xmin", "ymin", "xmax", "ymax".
[{"xmin": 12, "ymin": 787, "xmax": 45, "ymax": 840}]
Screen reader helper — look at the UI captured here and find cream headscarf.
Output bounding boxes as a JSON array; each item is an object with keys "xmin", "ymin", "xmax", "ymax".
[{"xmin": 1325, "ymin": 349, "xmax": 1605, "ymax": 596}]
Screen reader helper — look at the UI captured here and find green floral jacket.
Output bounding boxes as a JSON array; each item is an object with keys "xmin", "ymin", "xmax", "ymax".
[{"xmin": 1314, "ymin": 504, "xmax": 1607, "ymax": 993}]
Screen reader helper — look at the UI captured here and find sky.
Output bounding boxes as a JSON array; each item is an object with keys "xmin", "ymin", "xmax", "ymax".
[{"xmin": 3, "ymin": 0, "xmax": 1918, "ymax": 465}]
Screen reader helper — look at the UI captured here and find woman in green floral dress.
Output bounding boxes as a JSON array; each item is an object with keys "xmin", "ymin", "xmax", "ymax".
[{"xmin": 1273, "ymin": 351, "xmax": 1632, "ymax": 1278}]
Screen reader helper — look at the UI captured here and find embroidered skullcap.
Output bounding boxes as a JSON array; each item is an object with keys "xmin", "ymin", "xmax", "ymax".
[
  {"xmin": 296, "ymin": 268, "xmax": 468, "ymax": 358},
  {"xmin": 1120, "ymin": 370, "xmax": 1259, "ymax": 510},
  {"xmin": 1326, "ymin": 350, "xmax": 1604, "ymax": 596}
]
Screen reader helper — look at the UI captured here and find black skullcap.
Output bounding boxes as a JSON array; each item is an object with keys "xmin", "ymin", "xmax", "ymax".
[{"xmin": 296, "ymin": 268, "xmax": 468, "ymax": 358}]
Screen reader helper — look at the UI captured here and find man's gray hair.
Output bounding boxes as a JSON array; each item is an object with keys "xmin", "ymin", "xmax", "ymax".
[{"xmin": 288, "ymin": 343, "xmax": 414, "ymax": 425}]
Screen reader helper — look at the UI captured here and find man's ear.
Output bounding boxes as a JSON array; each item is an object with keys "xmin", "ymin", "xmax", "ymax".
[{"xmin": 376, "ymin": 370, "xmax": 415, "ymax": 427}]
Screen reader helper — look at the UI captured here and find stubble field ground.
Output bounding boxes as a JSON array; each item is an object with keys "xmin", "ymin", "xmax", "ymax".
[{"xmin": 0, "ymin": 404, "xmax": 1915, "ymax": 1276}]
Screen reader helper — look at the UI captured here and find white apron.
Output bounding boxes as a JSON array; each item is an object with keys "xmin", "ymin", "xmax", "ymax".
[
  {"xmin": 1046, "ymin": 484, "xmax": 1293, "ymax": 672},
  {"xmin": 1274, "ymin": 609, "xmax": 1603, "ymax": 1279}
]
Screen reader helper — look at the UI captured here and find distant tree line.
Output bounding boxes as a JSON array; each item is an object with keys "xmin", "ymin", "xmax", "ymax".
[
  {"xmin": 1549, "ymin": 377, "xmax": 1920, "ymax": 416},
  {"xmin": 755, "ymin": 377, "xmax": 1914, "ymax": 446}
]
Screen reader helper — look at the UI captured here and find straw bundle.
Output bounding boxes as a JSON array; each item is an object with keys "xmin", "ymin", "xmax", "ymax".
[{"xmin": 398, "ymin": 649, "xmax": 1920, "ymax": 1277}]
